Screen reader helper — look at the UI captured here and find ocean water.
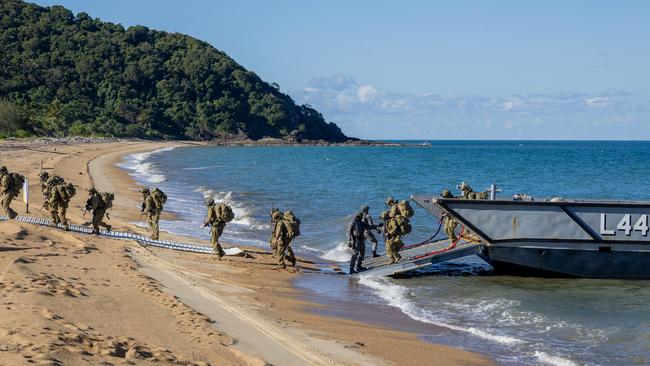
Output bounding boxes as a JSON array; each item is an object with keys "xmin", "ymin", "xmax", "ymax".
[{"xmin": 120, "ymin": 141, "xmax": 650, "ymax": 366}]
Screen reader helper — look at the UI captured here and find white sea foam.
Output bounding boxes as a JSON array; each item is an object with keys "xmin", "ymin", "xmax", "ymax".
[
  {"xmin": 194, "ymin": 187, "xmax": 270, "ymax": 230},
  {"xmin": 119, "ymin": 146, "xmax": 178, "ymax": 183},
  {"xmin": 535, "ymin": 352, "xmax": 580, "ymax": 366},
  {"xmin": 358, "ymin": 275, "xmax": 524, "ymax": 346},
  {"xmin": 321, "ymin": 241, "xmax": 352, "ymax": 262}
]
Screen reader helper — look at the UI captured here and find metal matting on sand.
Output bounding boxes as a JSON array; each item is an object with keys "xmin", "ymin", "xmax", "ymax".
[{"xmin": 0, "ymin": 215, "xmax": 243, "ymax": 256}]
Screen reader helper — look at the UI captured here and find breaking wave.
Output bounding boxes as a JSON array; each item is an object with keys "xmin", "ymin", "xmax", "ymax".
[
  {"xmin": 119, "ymin": 146, "xmax": 178, "ymax": 184},
  {"xmin": 357, "ymin": 275, "xmax": 583, "ymax": 366},
  {"xmin": 194, "ymin": 187, "xmax": 270, "ymax": 230},
  {"xmin": 320, "ymin": 241, "xmax": 352, "ymax": 262}
]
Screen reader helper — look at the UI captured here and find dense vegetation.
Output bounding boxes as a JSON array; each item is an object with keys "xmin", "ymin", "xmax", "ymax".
[{"xmin": 0, "ymin": 0, "xmax": 349, "ymax": 141}]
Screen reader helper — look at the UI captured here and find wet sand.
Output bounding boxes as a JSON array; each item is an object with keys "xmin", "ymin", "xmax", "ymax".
[{"xmin": 0, "ymin": 138, "xmax": 494, "ymax": 365}]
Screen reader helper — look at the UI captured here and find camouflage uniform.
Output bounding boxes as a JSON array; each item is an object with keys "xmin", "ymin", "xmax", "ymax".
[
  {"xmin": 440, "ymin": 189, "xmax": 458, "ymax": 241},
  {"xmin": 39, "ymin": 171, "xmax": 49, "ymax": 198},
  {"xmin": 204, "ymin": 199, "xmax": 226, "ymax": 259},
  {"xmin": 269, "ymin": 208, "xmax": 281, "ymax": 256},
  {"xmin": 141, "ymin": 189, "xmax": 160, "ymax": 240},
  {"xmin": 49, "ymin": 183, "xmax": 73, "ymax": 230},
  {"xmin": 384, "ymin": 214, "xmax": 403, "ymax": 264},
  {"xmin": 86, "ymin": 188, "xmax": 111, "ymax": 234},
  {"xmin": 0, "ymin": 167, "xmax": 17, "ymax": 219},
  {"xmin": 271, "ymin": 211, "xmax": 296, "ymax": 268}
]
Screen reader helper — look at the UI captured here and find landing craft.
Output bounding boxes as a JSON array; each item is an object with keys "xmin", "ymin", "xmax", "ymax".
[{"xmin": 359, "ymin": 188, "xmax": 650, "ymax": 278}]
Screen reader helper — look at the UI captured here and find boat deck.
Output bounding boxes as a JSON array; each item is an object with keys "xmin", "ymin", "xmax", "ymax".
[{"xmin": 354, "ymin": 239, "xmax": 485, "ymax": 277}]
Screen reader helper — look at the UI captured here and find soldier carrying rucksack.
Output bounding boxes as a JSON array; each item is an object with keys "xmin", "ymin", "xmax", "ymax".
[
  {"xmin": 85, "ymin": 187, "xmax": 113, "ymax": 235},
  {"xmin": 140, "ymin": 187, "xmax": 166, "ymax": 240},
  {"xmin": 48, "ymin": 182, "xmax": 76, "ymax": 231},
  {"xmin": 203, "ymin": 198, "xmax": 234, "ymax": 260},
  {"xmin": 271, "ymin": 209, "xmax": 299, "ymax": 269},
  {"xmin": 40, "ymin": 173, "xmax": 64, "ymax": 210},
  {"xmin": 0, "ymin": 166, "xmax": 24, "ymax": 219},
  {"xmin": 383, "ymin": 198, "xmax": 415, "ymax": 264}
]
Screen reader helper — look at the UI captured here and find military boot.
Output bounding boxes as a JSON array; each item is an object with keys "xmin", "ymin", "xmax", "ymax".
[
  {"xmin": 372, "ymin": 250, "xmax": 379, "ymax": 258},
  {"xmin": 106, "ymin": 225, "xmax": 111, "ymax": 232}
]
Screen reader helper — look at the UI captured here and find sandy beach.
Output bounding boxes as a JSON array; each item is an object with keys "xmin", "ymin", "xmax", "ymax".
[{"xmin": 0, "ymin": 138, "xmax": 494, "ymax": 366}]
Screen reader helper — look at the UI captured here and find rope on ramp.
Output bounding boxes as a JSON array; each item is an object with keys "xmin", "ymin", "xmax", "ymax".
[{"xmin": 0, "ymin": 215, "xmax": 244, "ymax": 256}]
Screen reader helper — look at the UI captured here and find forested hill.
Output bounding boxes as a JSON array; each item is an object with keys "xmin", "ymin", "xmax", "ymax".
[{"xmin": 0, "ymin": 0, "xmax": 351, "ymax": 142}]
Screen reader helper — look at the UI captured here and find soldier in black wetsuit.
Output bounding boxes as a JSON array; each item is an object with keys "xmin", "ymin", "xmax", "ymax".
[{"xmin": 360, "ymin": 205, "xmax": 382, "ymax": 257}]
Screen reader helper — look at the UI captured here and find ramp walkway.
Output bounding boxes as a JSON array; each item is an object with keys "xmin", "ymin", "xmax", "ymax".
[
  {"xmin": 0, "ymin": 215, "xmax": 244, "ymax": 256},
  {"xmin": 354, "ymin": 239, "xmax": 485, "ymax": 277}
]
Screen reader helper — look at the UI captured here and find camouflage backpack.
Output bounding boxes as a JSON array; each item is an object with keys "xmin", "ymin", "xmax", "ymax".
[
  {"xmin": 393, "ymin": 215, "xmax": 412, "ymax": 236},
  {"xmin": 215, "ymin": 202, "xmax": 235, "ymax": 223},
  {"xmin": 282, "ymin": 211, "xmax": 301, "ymax": 240},
  {"xmin": 397, "ymin": 200, "xmax": 414, "ymax": 218},
  {"xmin": 53, "ymin": 183, "xmax": 75, "ymax": 201},
  {"xmin": 8, "ymin": 172, "xmax": 25, "ymax": 195},
  {"xmin": 151, "ymin": 188, "xmax": 167, "ymax": 210},
  {"xmin": 100, "ymin": 192, "xmax": 114, "ymax": 209}
]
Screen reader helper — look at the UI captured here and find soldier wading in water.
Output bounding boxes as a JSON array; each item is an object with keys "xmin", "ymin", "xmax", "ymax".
[{"xmin": 203, "ymin": 198, "xmax": 234, "ymax": 259}]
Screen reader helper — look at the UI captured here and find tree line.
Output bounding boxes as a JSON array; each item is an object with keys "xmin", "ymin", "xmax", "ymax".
[{"xmin": 0, "ymin": 0, "xmax": 350, "ymax": 142}]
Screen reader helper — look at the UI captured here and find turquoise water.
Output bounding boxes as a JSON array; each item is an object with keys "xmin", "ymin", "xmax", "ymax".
[{"xmin": 121, "ymin": 141, "xmax": 650, "ymax": 366}]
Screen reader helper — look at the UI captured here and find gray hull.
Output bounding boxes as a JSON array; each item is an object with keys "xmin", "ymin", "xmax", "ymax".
[
  {"xmin": 412, "ymin": 195, "xmax": 650, "ymax": 278},
  {"xmin": 488, "ymin": 245, "xmax": 650, "ymax": 278}
]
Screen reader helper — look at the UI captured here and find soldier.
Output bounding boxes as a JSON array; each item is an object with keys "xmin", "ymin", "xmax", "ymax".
[
  {"xmin": 49, "ymin": 182, "xmax": 75, "ymax": 230},
  {"xmin": 271, "ymin": 210, "xmax": 298, "ymax": 269},
  {"xmin": 360, "ymin": 205, "xmax": 382, "ymax": 257},
  {"xmin": 384, "ymin": 213, "xmax": 403, "ymax": 264},
  {"xmin": 440, "ymin": 189, "xmax": 458, "ymax": 241},
  {"xmin": 85, "ymin": 188, "xmax": 113, "ymax": 235},
  {"xmin": 269, "ymin": 208, "xmax": 281, "ymax": 256},
  {"xmin": 347, "ymin": 211, "xmax": 380, "ymax": 274},
  {"xmin": 140, "ymin": 188, "xmax": 161, "ymax": 240},
  {"xmin": 41, "ymin": 173, "xmax": 64, "ymax": 211},
  {"xmin": 0, "ymin": 166, "xmax": 19, "ymax": 219},
  {"xmin": 39, "ymin": 171, "xmax": 50, "ymax": 197},
  {"xmin": 203, "ymin": 198, "xmax": 230, "ymax": 259},
  {"xmin": 385, "ymin": 196, "xmax": 397, "ymax": 210}
]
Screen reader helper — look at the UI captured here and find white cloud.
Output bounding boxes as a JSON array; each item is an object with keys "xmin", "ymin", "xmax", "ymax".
[{"xmin": 293, "ymin": 74, "xmax": 650, "ymax": 139}]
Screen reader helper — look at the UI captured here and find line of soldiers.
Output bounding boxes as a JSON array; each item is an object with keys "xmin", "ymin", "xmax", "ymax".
[{"xmin": 347, "ymin": 197, "xmax": 414, "ymax": 274}]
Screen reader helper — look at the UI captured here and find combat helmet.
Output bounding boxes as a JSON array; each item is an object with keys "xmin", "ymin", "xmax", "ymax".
[
  {"xmin": 0, "ymin": 166, "xmax": 6, "ymax": 174},
  {"xmin": 385, "ymin": 196, "xmax": 396, "ymax": 207},
  {"xmin": 360, "ymin": 205, "xmax": 369, "ymax": 213},
  {"xmin": 354, "ymin": 211, "xmax": 363, "ymax": 220},
  {"xmin": 271, "ymin": 210, "xmax": 283, "ymax": 221},
  {"xmin": 140, "ymin": 188, "xmax": 150, "ymax": 196},
  {"xmin": 39, "ymin": 171, "xmax": 49, "ymax": 181},
  {"xmin": 205, "ymin": 198, "xmax": 215, "ymax": 206},
  {"xmin": 440, "ymin": 189, "xmax": 453, "ymax": 198}
]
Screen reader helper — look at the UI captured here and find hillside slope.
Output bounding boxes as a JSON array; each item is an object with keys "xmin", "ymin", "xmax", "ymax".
[{"xmin": 0, "ymin": 0, "xmax": 350, "ymax": 142}]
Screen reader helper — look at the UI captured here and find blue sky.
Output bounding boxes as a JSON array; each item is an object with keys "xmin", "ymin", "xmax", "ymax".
[{"xmin": 33, "ymin": 0, "xmax": 650, "ymax": 139}]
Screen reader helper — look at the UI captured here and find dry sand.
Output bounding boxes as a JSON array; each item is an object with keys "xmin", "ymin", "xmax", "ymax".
[{"xmin": 0, "ymin": 138, "xmax": 495, "ymax": 366}]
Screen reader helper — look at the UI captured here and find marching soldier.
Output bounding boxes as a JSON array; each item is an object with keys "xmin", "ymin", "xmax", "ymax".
[
  {"xmin": 203, "ymin": 198, "xmax": 234, "ymax": 259},
  {"xmin": 0, "ymin": 166, "xmax": 21, "ymax": 219},
  {"xmin": 85, "ymin": 188, "xmax": 113, "ymax": 235},
  {"xmin": 271, "ymin": 210, "xmax": 299, "ymax": 269},
  {"xmin": 140, "ymin": 188, "xmax": 165, "ymax": 240},
  {"xmin": 48, "ymin": 182, "xmax": 75, "ymax": 230}
]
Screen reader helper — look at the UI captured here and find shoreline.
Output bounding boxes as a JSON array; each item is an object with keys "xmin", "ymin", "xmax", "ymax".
[{"xmin": 0, "ymin": 138, "xmax": 494, "ymax": 365}]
